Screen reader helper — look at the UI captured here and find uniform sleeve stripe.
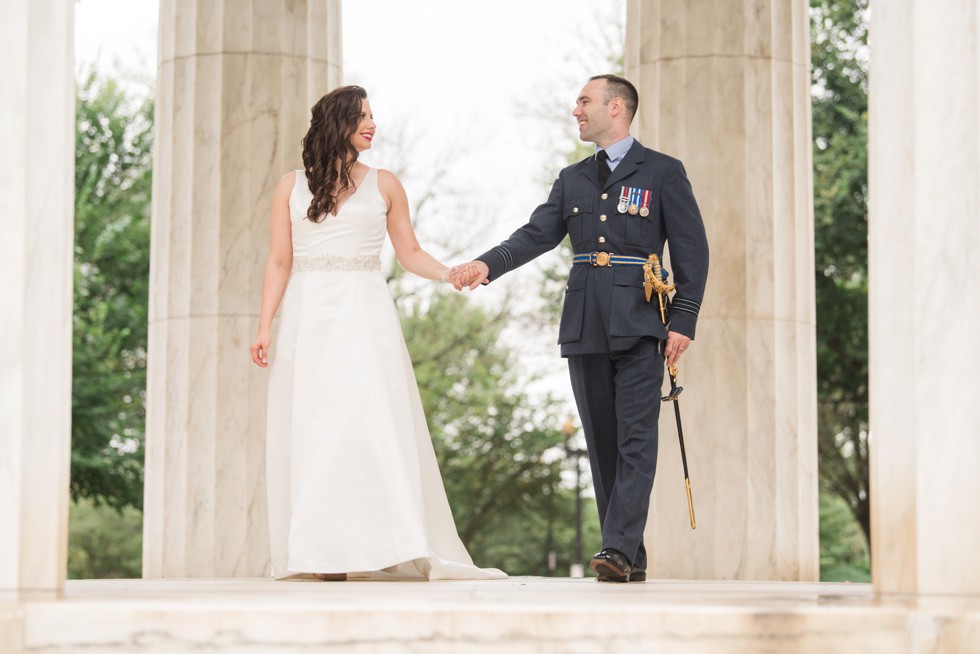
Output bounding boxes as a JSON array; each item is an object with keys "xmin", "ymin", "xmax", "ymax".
[
  {"xmin": 672, "ymin": 305, "xmax": 699, "ymax": 316},
  {"xmin": 671, "ymin": 300, "xmax": 701, "ymax": 314},
  {"xmin": 492, "ymin": 245, "xmax": 514, "ymax": 270}
]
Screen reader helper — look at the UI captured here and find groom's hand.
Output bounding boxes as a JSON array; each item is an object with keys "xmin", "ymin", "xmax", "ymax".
[
  {"xmin": 462, "ymin": 261, "xmax": 490, "ymax": 290},
  {"xmin": 448, "ymin": 265, "xmax": 468, "ymax": 290},
  {"xmin": 664, "ymin": 331, "xmax": 692, "ymax": 368},
  {"xmin": 450, "ymin": 261, "xmax": 490, "ymax": 291},
  {"xmin": 448, "ymin": 264, "xmax": 474, "ymax": 290}
]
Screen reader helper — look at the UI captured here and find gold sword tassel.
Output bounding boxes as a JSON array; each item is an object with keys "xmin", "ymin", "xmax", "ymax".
[
  {"xmin": 644, "ymin": 255, "xmax": 676, "ymax": 324},
  {"xmin": 642, "ymin": 260, "xmax": 654, "ymax": 303}
]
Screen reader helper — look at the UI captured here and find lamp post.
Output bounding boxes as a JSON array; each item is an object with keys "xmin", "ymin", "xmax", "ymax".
[
  {"xmin": 545, "ymin": 481, "xmax": 556, "ymax": 577},
  {"xmin": 562, "ymin": 416, "xmax": 588, "ymax": 578}
]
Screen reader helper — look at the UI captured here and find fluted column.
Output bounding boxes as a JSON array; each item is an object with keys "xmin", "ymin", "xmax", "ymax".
[
  {"xmin": 144, "ymin": 0, "xmax": 343, "ymax": 577},
  {"xmin": 0, "ymin": 0, "xmax": 74, "ymax": 591},
  {"xmin": 869, "ymin": 0, "xmax": 980, "ymax": 595},
  {"xmin": 625, "ymin": 0, "xmax": 818, "ymax": 580}
]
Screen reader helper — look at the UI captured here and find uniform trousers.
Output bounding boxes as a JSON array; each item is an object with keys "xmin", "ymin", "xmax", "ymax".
[{"xmin": 567, "ymin": 336, "xmax": 663, "ymax": 570}]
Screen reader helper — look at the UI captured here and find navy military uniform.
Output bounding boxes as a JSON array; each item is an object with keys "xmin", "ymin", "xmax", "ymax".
[{"xmin": 477, "ymin": 138, "xmax": 709, "ymax": 573}]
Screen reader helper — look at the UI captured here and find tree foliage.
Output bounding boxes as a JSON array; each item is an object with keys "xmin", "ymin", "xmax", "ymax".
[
  {"xmin": 810, "ymin": 0, "xmax": 870, "ymax": 547},
  {"xmin": 72, "ymin": 70, "xmax": 153, "ymax": 511},
  {"xmin": 68, "ymin": 499, "xmax": 143, "ymax": 579},
  {"xmin": 400, "ymin": 291, "xmax": 601, "ymax": 575},
  {"xmin": 818, "ymin": 492, "xmax": 870, "ymax": 582}
]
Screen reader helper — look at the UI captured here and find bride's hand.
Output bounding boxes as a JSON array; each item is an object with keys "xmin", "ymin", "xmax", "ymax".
[
  {"xmin": 251, "ymin": 330, "xmax": 271, "ymax": 368},
  {"xmin": 453, "ymin": 261, "xmax": 489, "ymax": 291},
  {"xmin": 448, "ymin": 262, "xmax": 489, "ymax": 291}
]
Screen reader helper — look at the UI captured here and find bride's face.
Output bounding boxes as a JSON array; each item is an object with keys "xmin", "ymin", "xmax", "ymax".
[{"xmin": 350, "ymin": 99, "xmax": 375, "ymax": 153}]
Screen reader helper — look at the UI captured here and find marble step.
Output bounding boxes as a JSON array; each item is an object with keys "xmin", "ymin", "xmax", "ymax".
[{"xmin": 2, "ymin": 578, "xmax": 978, "ymax": 653}]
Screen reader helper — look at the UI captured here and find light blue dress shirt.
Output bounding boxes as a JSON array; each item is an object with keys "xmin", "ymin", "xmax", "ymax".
[{"xmin": 596, "ymin": 135, "xmax": 635, "ymax": 172}]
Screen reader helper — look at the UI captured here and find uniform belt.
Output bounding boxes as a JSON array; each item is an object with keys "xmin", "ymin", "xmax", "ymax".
[{"xmin": 572, "ymin": 252, "xmax": 647, "ymax": 267}]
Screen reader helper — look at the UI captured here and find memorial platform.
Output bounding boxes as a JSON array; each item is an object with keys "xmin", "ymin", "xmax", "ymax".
[{"xmin": 2, "ymin": 577, "xmax": 979, "ymax": 652}]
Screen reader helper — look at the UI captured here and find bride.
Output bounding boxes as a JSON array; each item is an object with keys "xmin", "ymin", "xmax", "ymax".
[{"xmin": 250, "ymin": 85, "xmax": 505, "ymax": 582}]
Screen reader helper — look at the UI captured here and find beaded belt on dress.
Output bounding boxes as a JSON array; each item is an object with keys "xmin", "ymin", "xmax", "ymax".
[{"xmin": 292, "ymin": 255, "xmax": 381, "ymax": 272}]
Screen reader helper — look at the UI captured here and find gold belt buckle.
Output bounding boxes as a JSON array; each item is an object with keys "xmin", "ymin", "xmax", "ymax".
[{"xmin": 595, "ymin": 252, "xmax": 612, "ymax": 267}]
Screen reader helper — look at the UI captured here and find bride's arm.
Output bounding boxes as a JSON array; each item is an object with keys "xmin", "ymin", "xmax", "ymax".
[
  {"xmin": 250, "ymin": 172, "xmax": 295, "ymax": 367},
  {"xmin": 380, "ymin": 169, "xmax": 451, "ymax": 282}
]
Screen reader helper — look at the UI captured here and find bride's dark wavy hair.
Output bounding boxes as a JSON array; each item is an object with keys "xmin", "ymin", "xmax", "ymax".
[{"xmin": 302, "ymin": 85, "xmax": 368, "ymax": 223}]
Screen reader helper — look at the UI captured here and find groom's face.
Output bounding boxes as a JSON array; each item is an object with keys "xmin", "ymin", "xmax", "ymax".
[{"xmin": 573, "ymin": 79, "xmax": 613, "ymax": 144}]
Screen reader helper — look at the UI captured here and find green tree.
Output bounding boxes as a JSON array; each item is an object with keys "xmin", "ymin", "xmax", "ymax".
[
  {"xmin": 400, "ymin": 291, "xmax": 601, "ymax": 575},
  {"xmin": 810, "ymin": 0, "xmax": 871, "ymax": 550},
  {"xmin": 67, "ymin": 498, "xmax": 143, "ymax": 579},
  {"xmin": 485, "ymin": 486, "xmax": 603, "ymax": 577},
  {"xmin": 818, "ymin": 492, "xmax": 870, "ymax": 582},
  {"xmin": 72, "ymin": 69, "xmax": 153, "ymax": 511}
]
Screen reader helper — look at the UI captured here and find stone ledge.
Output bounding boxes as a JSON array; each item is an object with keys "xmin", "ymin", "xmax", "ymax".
[{"xmin": 1, "ymin": 578, "xmax": 978, "ymax": 653}]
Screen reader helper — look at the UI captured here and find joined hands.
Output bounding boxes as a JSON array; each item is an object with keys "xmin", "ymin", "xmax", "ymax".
[
  {"xmin": 446, "ymin": 261, "xmax": 489, "ymax": 291},
  {"xmin": 442, "ymin": 261, "xmax": 692, "ymax": 365}
]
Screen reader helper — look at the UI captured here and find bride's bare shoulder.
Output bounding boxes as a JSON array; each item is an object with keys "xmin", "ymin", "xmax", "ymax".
[
  {"xmin": 279, "ymin": 170, "xmax": 303, "ymax": 190},
  {"xmin": 376, "ymin": 168, "xmax": 403, "ymax": 191},
  {"xmin": 271, "ymin": 171, "xmax": 300, "ymax": 202}
]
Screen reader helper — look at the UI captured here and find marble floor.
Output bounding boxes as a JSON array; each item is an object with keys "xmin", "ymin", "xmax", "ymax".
[{"xmin": 1, "ymin": 577, "xmax": 979, "ymax": 653}]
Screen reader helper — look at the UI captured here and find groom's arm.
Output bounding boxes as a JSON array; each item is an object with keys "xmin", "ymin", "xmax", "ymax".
[{"xmin": 475, "ymin": 176, "xmax": 567, "ymax": 283}]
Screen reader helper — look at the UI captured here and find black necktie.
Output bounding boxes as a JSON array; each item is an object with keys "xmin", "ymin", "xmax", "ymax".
[{"xmin": 596, "ymin": 149, "xmax": 611, "ymax": 187}]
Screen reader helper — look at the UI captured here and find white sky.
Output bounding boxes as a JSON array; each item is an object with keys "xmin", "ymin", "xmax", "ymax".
[{"xmin": 74, "ymin": 0, "xmax": 627, "ymax": 433}]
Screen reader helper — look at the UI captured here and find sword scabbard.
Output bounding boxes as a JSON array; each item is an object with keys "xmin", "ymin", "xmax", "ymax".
[
  {"xmin": 669, "ymin": 364, "xmax": 696, "ymax": 530},
  {"xmin": 685, "ymin": 477, "xmax": 696, "ymax": 530}
]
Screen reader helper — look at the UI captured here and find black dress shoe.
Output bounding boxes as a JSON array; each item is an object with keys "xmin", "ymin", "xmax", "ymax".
[
  {"xmin": 589, "ymin": 548, "xmax": 632, "ymax": 582},
  {"xmin": 597, "ymin": 569, "xmax": 646, "ymax": 583}
]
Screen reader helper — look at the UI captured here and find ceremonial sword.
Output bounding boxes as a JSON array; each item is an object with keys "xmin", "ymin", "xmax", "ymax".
[{"xmin": 646, "ymin": 254, "xmax": 696, "ymax": 529}]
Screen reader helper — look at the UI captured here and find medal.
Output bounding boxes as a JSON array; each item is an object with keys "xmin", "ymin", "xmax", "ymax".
[
  {"xmin": 628, "ymin": 187, "xmax": 640, "ymax": 215},
  {"xmin": 618, "ymin": 186, "xmax": 629, "ymax": 214},
  {"xmin": 639, "ymin": 190, "xmax": 651, "ymax": 217}
]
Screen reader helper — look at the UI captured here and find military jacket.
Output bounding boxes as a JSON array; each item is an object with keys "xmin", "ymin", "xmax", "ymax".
[{"xmin": 477, "ymin": 139, "xmax": 709, "ymax": 356}]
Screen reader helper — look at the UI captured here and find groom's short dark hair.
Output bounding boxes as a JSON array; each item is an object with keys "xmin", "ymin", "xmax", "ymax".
[{"xmin": 590, "ymin": 74, "xmax": 639, "ymax": 123}]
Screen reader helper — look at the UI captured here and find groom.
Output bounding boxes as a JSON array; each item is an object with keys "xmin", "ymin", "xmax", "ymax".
[{"xmin": 452, "ymin": 75, "xmax": 709, "ymax": 582}]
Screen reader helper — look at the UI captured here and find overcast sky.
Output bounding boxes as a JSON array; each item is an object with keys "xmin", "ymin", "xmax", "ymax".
[
  {"xmin": 75, "ymin": 0, "xmax": 627, "ymax": 424},
  {"xmin": 74, "ymin": 0, "xmax": 624, "ymax": 231}
]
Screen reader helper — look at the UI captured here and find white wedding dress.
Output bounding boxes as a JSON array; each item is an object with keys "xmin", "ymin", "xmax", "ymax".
[{"xmin": 265, "ymin": 169, "xmax": 505, "ymax": 581}]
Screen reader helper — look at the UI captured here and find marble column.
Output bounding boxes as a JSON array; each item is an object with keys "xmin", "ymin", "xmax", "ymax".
[
  {"xmin": 869, "ymin": 0, "xmax": 980, "ymax": 595},
  {"xmin": 144, "ymin": 0, "xmax": 343, "ymax": 577},
  {"xmin": 0, "ymin": 0, "xmax": 75, "ymax": 591},
  {"xmin": 625, "ymin": 0, "xmax": 819, "ymax": 580}
]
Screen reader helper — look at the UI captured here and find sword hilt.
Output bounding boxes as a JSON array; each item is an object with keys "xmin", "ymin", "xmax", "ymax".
[
  {"xmin": 662, "ymin": 365, "xmax": 683, "ymax": 401},
  {"xmin": 645, "ymin": 255, "xmax": 675, "ymax": 324},
  {"xmin": 647, "ymin": 255, "xmax": 676, "ymax": 294}
]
